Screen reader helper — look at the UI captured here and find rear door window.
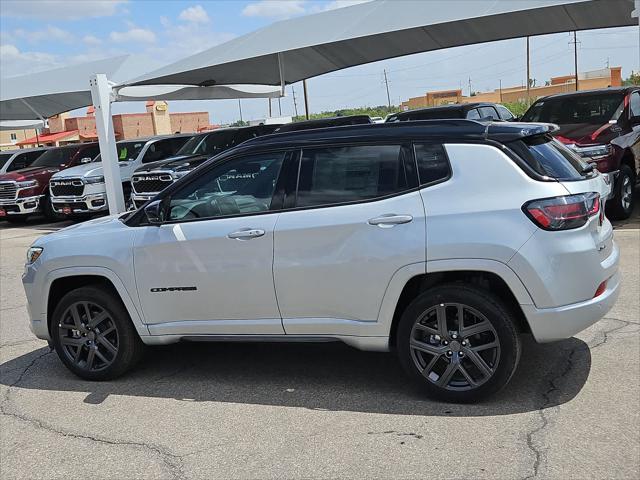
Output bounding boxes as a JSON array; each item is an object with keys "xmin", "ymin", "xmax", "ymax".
[
  {"xmin": 478, "ymin": 106, "xmax": 499, "ymax": 120},
  {"xmin": 296, "ymin": 144, "xmax": 416, "ymax": 208},
  {"xmin": 414, "ymin": 144, "xmax": 450, "ymax": 185},
  {"xmin": 466, "ymin": 109, "xmax": 481, "ymax": 120},
  {"xmin": 496, "ymin": 105, "xmax": 515, "ymax": 121},
  {"xmin": 508, "ymin": 135, "xmax": 590, "ymax": 180}
]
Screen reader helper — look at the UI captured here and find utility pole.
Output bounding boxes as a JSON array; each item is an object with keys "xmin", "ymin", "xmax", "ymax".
[
  {"xmin": 570, "ymin": 31, "xmax": 580, "ymax": 92},
  {"xmin": 468, "ymin": 77, "xmax": 472, "ymax": 97},
  {"xmin": 303, "ymin": 79, "xmax": 310, "ymax": 120},
  {"xmin": 383, "ymin": 69, "xmax": 391, "ymax": 109},
  {"xmin": 499, "ymin": 79, "xmax": 503, "ymax": 102},
  {"xmin": 238, "ymin": 99, "xmax": 243, "ymax": 122},
  {"xmin": 291, "ymin": 85, "xmax": 299, "ymax": 117},
  {"xmin": 526, "ymin": 36, "xmax": 531, "ymax": 102}
]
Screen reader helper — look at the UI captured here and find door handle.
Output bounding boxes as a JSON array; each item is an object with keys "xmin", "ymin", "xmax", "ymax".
[
  {"xmin": 368, "ymin": 214, "xmax": 413, "ymax": 227},
  {"xmin": 227, "ymin": 228, "xmax": 265, "ymax": 240}
]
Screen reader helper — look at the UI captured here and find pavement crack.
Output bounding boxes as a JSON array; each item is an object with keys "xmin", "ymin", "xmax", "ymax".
[
  {"xmin": 589, "ymin": 319, "xmax": 634, "ymax": 350},
  {"xmin": 523, "ymin": 345, "xmax": 581, "ymax": 480},
  {"xmin": 1, "ymin": 349, "xmax": 187, "ymax": 479}
]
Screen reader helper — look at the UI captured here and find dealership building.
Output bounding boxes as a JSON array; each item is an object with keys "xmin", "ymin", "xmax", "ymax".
[
  {"xmin": 15, "ymin": 101, "xmax": 212, "ymax": 148},
  {"xmin": 401, "ymin": 66, "xmax": 624, "ymax": 110}
]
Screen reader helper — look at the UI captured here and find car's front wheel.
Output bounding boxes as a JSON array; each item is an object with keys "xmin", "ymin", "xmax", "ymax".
[
  {"xmin": 51, "ymin": 286, "xmax": 144, "ymax": 380},
  {"xmin": 397, "ymin": 284, "xmax": 521, "ymax": 403},
  {"xmin": 607, "ymin": 164, "xmax": 635, "ymax": 220}
]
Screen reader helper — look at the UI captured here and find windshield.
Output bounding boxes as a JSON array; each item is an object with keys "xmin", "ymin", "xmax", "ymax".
[
  {"xmin": 0, "ymin": 153, "xmax": 12, "ymax": 169},
  {"xmin": 94, "ymin": 141, "xmax": 145, "ymax": 163},
  {"xmin": 176, "ymin": 131, "xmax": 245, "ymax": 157},
  {"xmin": 509, "ymin": 135, "xmax": 591, "ymax": 181},
  {"xmin": 31, "ymin": 146, "xmax": 81, "ymax": 167},
  {"xmin": 522, "ymin": 93, "xmax": 625, "ymax": 125}
]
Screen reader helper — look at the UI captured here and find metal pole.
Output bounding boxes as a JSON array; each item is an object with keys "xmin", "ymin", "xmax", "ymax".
[
  {"xmin": 303, "ymin": 80, "xmax": 310, "ymax": 120},
  {"xmin": 35, "ymin": 129, "xmax": 40, "ymax": 147},
  {"xmin": 292, "ymin": 86, "xmax": 299, "ymax": 117},
  {"xmin": 238, "ymin": 99, "xmax": 243, "ymax": 122},
  {"xmin": 278, "ymin": 97, "xmax": 282, "ymax": 116},
  {"xmin": 268, "ymin": 98, "xmax": 272, "ymax": 118},
  {"xmin": 573, "ymin": 31, "xmax": 579, "ymax": 91},
  {"xmin": 499, "ymin": 79, "xmax": 503, "ymax": 102},
  {"xmin": 89, "ymin": 74, "xmax": 125, "ymax": 214},
  {"xmin": 383, "ymin": 69, "xmax": 391, "ymax": 109},
  {"xmin": 526, "ymin": 36, "xmax": 531, "ymax": 102}
]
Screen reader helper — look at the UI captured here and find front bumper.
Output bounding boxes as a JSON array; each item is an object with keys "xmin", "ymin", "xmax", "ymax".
[
  {"xmin": 51, "ymin": 193, "xmax": 107, "ymax": 214},
  {"xmin": 0, "ymin": 195, "xmax": 44, "ymax": 216},
  {"xmin": 522, "ymin": 271, "xmax": 620, "ymax": 343}
]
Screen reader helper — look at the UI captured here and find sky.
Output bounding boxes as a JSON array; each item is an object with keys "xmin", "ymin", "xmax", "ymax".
[{"xmin": 1, "ymin": 0, "xmax": 639, "ymax": 125}]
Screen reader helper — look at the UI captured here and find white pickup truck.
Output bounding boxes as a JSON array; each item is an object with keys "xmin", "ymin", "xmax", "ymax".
[{"xmin": 48, "ymin": 135, "xmax": 192, "ymax": 217}]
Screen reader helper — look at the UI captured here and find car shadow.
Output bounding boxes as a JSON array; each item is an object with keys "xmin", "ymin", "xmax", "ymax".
[{"xmin": 2, "ymin": 335, "xmax": 591, "ymax": 416}]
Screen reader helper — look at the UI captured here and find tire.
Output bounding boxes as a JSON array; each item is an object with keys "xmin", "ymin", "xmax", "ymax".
[
  {"xmin": 606, "ymin": 164, "xmax": 635, "ymax": 220},
  {"xmin": 51, "ymin": 286, "xmax": 144, "ymax": 380},
  {"xmin": 396, "ymin": 284, "xmax": 521, "ymax": 403},
  {"xmin": 5, "ymin": 216, "xmax": 29, "ymax": 224}
]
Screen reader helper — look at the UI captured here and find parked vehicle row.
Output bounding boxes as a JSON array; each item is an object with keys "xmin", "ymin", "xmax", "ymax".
[{"xmin": 23, "ymin": 118, "xmax": 619, "ymax": 402}]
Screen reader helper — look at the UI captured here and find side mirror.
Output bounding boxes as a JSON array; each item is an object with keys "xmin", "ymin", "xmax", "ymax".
[
  {"xmin": 80, "ymin": 157, "xmax": 93, "ymax": 164},
  {"xmin": 144, "ymin": 199, "xmax": 164, "ymax": 225}
]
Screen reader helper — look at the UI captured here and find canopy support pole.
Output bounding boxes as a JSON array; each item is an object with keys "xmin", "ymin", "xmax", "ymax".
[
  {"xmin": 89, "ymin": 74, "xmax": 125, "ymax": 215},
  {"xmin": 278, "ymin": 53, "xmax": 285, "ymax": 96}
]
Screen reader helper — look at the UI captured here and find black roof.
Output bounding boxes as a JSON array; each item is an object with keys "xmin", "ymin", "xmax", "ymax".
[
  {"xmin": 275, "ymin": 115, "xmax": 372, "ymax": 133},
  {"xmin": 242, "ymin": 119, "xmax": 558, "ymax": 148},
  {"xmin": 536, "ymin": 86, "xmax": 638, "ymax": 101},
  {"xmin": 388, "ymin": 102, "xmax": 504, "ymax": 120}
]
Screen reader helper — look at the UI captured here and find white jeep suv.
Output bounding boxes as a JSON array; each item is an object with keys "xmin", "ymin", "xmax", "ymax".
[{"xmin": 23, "ymin": 120, "xmax": 619, "ymax": 402}]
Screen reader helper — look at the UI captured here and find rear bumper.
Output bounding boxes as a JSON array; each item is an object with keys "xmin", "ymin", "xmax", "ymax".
[
  {"xmin": 51, "ymin": 193, "xmax": 107, "ymax": 214},
  {"xmin": 522, "ymin": 271, "xmax": 620, "ymax": 343},
  {"xmin": 0, "ymin": 195, "xmax": 43, "ymax": 215}
]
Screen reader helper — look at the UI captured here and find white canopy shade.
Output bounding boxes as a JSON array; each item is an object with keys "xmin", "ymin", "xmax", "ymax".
[
  {"xmin": 0, "ymin": 56, "xmax": 141, "ymax": 121},
  {"xmin": 114, "ymin": 84, "xmax": 282, "ymax": 102},
  {"xmin": 127, "ymin": 0, "xmax": 636, "ymax": 88},
  {"xmin": 0, "ymin": 120, "xmax": 44, "ymax": 131}
]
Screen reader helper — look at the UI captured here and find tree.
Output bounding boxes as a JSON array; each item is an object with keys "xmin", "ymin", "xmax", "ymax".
[{"xmin": 622, "ymin": 72, "xmax": 640, "ymax": 86}]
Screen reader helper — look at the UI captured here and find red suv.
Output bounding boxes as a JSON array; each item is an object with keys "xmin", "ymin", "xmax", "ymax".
[
  {"xmin": 521, "ymin": 87, "xmax": 640, "ymax": 219},
  {"xmin": 0, "ymin": 142, "xmax": 100, "ymax": 223}
]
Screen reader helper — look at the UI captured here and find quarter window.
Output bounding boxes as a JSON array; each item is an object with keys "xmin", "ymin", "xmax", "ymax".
[
  {"xmin": 414, "ymin": 144, "xmax": 450, "ymax": 185},
  {"xmin": 466, "ymin": 109, "xmax": 481, "ymax": 120},
  {"xmin": 630, "ymin": 92, "xmax": 640, "ymax": 118},
  {"xmin": 496, "ymin": 105, "xmax": 515, "ymax": 121},
  {"xmin": 478, "ymin": 106, "xmax": 499, "ymax": 120},
  {"xmin": 296, "ymin": 145, "xmax": 416, "ymax": 208},
  {"xmin": 167, "ymin": 152, "xmax": 285, "ymax": 221}
]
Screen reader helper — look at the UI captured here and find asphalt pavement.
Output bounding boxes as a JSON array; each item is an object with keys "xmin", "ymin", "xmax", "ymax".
[{"xmin": 0, "ymin": 203, "xmax": 638, "ymax": 480}]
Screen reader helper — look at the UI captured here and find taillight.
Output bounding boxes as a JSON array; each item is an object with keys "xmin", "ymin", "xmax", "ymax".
[
  {"xmin": 523, "ymin": 192, "xmax": 600, "ymax": 230},
  {"xmin": 594, "ymin": 280, "xmax": 607, "ymax": 298}
]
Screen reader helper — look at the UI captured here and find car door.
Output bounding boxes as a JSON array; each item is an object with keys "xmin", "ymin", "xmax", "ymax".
[
  {"xmin": 273, "ymin": 143, "xmax": 426, "ymax": 334},
  {"xmin": 133, "ymin": 150, "xmax": 289, "ymax": 335}
]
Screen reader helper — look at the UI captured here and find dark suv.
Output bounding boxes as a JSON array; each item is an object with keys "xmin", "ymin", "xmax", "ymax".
[
  {"xmin": 521, "ymin": 87, "xmax": 640, "ymax": 219},
  {"xmin": 386, "ymin": 103, "xmax": 516, "ymax": 123},
  {"xmin": 130, "ymin": 125, "xmax": 280, "ymax": 208}
]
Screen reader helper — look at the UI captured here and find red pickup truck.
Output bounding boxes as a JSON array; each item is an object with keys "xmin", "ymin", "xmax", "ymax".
[
  {"xmin": 0, "ymin": 142, "xmax": 100, "ymax": 223},
  {"xmin": 521, "ymin": 87, "xmax": 640, "ymax": 220}
]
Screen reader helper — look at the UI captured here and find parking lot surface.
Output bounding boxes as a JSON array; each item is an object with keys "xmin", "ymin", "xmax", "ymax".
[{"xmin": 1, "ymin": 205, "xmax": 638, "ymax": 480}]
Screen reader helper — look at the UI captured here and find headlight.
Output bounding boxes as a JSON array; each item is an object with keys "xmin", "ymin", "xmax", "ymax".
[
  {"xmin": 84, "ymin": 176, "xmax": 104, "ymax": 184},
  {"xmin": 571, "ymin": 144, "xmax": 612, "ymax": 160},
  {"xmin": 26, "ymin": 247, "xmax": 43, "ymax": 264},
  {"xmin": 16, "ymin": 180, "xmax": 38, "ymax": 188}
]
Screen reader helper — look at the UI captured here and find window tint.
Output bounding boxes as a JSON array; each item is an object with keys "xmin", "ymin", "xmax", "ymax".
[
  {"xmin": 414, "ymin": 144, "xmax": 450, "ymax": 185},
  {"xmin": 7, "ymin": 152, "xmax": 37, "ymax": 171},
  {"xmin": 0, "ymin": 153, "xmax": 12, "ymax": 169},
  {"xmin": 521, "ymin": 93, "xmax": 625, "ymax": 124},
  {"xmin": 508, "ymin": 136, "xmax": 589, "ymax": 180},
  {"xmin": 296, "ymin": 145, "xmax": 415, "ymax": 208},
  {"xmin": 630, "ymin": 92, "xmax": 640, "ymax": 118},
  {"xmin": 94, "ymin": 141, "xmax": 145, "ymax": 163},
  {"xmin": 167, "ymin": 152, "xmax": 285, "ymax": 221},
  {"xmin": 478, "ymin": 106, "xmax": 499, "ymax": 120},
  {"xmin": 496, "ymin": 105, "xmax": 515, "ymax": 121},
  {"xmin": 466, "ymin": 109, "xmax": 481, "ymax": 120},
  {"xmin": 32, "ymin": 146, "xmax": 82, "ymax": 167}
]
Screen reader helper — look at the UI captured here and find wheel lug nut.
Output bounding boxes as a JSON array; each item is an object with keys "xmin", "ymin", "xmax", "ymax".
[
  {"xmin": 446, "ymin": 350, "xmax": 453, "ymax": 357},
  {"xmin": 442, "ymin": 340, "xmax": 449, "ymax": 346},
  {"xmin": 452, "ymin": 333, "xmax": 458, "ymax": 339},
  {"xmin": 459, "ymin": 351, "xmax": 465, "ymax": 357}
]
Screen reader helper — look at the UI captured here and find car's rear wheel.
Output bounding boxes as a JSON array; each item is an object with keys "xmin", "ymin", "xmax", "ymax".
[
  {"xmin": 51, "ymin": 286, "xmax": 144, "ymax": 380},
  {"xmin": 42, "ymin": 194, "xmax": 63, "ymax": 221},
  {"xmin": 397, "ymin": 284, "xmax": 521, "ymax": 402},
  {"xmin": 607, "ymin": 164, "xmax": 635, "ymax": 220}
]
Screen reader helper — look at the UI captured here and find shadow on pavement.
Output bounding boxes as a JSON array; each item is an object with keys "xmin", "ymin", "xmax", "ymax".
[{"xmin": 2, "ymin": 335, "xmax": 591, "ymax": 416}]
